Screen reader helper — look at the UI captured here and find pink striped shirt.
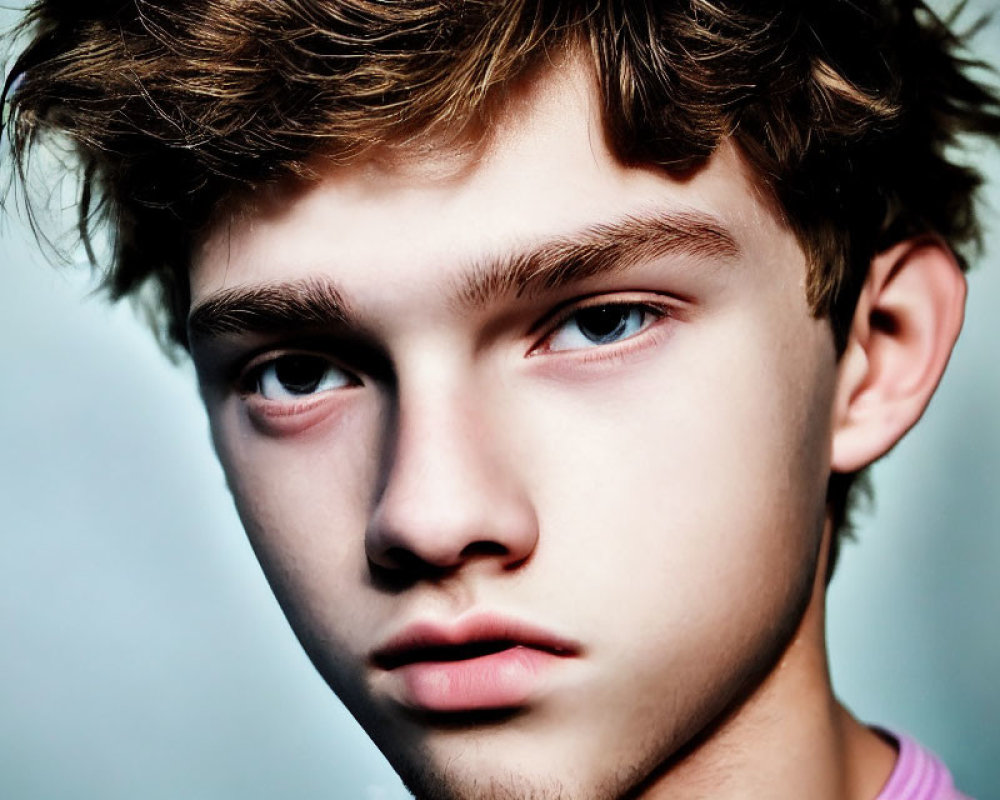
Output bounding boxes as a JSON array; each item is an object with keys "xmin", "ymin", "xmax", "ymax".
[{"xmin": 875, "ymin": 731, "xmax": 971, "ymax": 800}]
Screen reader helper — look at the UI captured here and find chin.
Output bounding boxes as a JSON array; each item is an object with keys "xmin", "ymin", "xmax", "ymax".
[
  {"xmin": 390, "ymin": 753, "xmax": 587, "ymax": 800},
  {"xmin": 366, "ymin": 711, "xmax": 660, "ymax": 800}
]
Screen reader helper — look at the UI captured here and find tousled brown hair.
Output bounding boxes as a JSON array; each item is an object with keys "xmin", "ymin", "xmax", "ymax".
[{"xmin": 4, "ymin": 0, "xmax": 1000, "ymax": 566}]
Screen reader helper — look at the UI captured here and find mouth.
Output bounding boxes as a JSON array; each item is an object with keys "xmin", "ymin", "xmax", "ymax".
[
  {"xmin": 373, "ymin": 637, "xmax": 571, "ymax": 670},
  {"xmin": 371, "ymin": 614, "xmax": 580, "ymax": 714}
]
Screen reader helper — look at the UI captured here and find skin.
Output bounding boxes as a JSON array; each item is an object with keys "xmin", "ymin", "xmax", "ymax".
[{"xmin": 188, "ymin": 61, "xmax": 900, "ymax": 799}]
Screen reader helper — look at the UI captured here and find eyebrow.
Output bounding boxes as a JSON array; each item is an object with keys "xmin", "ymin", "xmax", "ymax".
[
  {"xmin": 188, "ymin": 277, "xmax": 357, "ymax": 344},
  {"xmin": 452, "ymin": 209, "xmax": 740, "ymax": 310},
  {"xmin": 187, "ymin": 210, "xmax": 739, "ymax": 344}
]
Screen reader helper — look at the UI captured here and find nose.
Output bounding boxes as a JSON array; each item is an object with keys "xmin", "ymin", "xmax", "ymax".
[{"xmin": 365, "ymin": 379, "xmax": 539, "ymax": 580}]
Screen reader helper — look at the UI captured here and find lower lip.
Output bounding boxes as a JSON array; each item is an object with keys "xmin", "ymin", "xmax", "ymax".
[{"xmin": 391, "ymin": 646, "xmax": 562, "ymax": 712}]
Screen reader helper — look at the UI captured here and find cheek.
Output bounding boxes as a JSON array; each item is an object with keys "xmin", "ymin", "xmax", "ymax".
[
  {"xmin": 208, "ymin": 399, "xmax": 380, "ymax": 648},
  {"xmin": 509, "ymin": 309, "xmax": 836, "ymax": 635}
]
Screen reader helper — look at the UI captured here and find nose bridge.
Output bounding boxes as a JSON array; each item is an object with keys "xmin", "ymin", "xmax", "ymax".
[
  {"xmin": 366, "ymin": 356, "xmax": 538, "ymax": 574},
  {"xmin": 390, "ymin": 373, "xmax": 488, "ymax": 502}
]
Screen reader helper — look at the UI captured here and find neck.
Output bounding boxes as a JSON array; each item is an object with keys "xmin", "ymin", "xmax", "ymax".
[{"xmin": 638, "ymin": 523, "xmax": 897, "ymax": 800}]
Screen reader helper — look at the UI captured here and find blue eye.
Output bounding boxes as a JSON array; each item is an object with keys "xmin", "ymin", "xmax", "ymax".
[
  {"xmin": 545, "ymin": 304, "xmax": 658, "ymax": 352},
  {"xmin": 251, "ymin": 354, "xmax": 354, "ymax": 401}
]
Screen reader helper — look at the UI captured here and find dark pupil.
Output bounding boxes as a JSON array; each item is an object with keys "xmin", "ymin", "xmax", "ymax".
[
  {"xmin": 274, "ymin": 356, "xmax": 326, "ymax": 394},
  {"xmin": 576, "ymin": 306, "xmax": 629, "ymax": 343}
]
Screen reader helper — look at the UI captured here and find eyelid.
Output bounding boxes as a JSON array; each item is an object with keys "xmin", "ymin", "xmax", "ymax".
[
  {"xmin": 237, "ymin": 347, "xmax": 359, "ymax": 395},
  {"xmin": 528, "ymin": 293, "xmax": 675, "ymax": 356}
]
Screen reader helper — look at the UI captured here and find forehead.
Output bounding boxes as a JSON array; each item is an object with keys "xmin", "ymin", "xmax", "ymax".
[{"xmin": 191, "ymin": 59, "xmax": 788, "ymax": 306}]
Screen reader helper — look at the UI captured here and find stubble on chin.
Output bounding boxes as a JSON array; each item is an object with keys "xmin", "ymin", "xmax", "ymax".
[
  {"xmin": 396, "ymin": 757, "xmax": 667, "ymax": 800},
  {"xmin": 399, "ymin": 769, "xmax": 572, "ymax": 800}
]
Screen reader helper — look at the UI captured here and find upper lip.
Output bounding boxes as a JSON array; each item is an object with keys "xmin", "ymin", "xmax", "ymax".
[{"xmin": 371, "ymin": 613, "xmax": 581, "ymax": 670}]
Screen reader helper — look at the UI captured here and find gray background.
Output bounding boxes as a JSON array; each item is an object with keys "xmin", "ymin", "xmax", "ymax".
[{"xmin": 2, "ymin": 2, "xmax": 998, "ymax": 798}]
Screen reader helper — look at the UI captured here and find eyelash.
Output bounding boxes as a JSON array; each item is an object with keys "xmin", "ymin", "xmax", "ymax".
[
  {"xmin": 238, "ymin": 349, "xmax": 358, "ymax": 405},
  {"xmin": 530, "ymin": 296, "xmax": 672, "ymax": 362}
]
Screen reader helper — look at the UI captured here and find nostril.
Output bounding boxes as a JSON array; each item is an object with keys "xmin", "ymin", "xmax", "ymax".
[
  {"xmin": 459, "ymin": 540, "xmax": 510, "ymax": 559},
  {"xmin": 382, "ymin": 547, "xmax": 437, "ymax": 572},
  {"xmin": 381, "ymin": 540, "xmax": 509, "ymax": 571},
  {"xmin": 367, "ymin": 539, "xmax": 521, "ymax": 590},
  {"xmin": 368, "ymin": 548, "xmax": 454, "ymax": 591}
]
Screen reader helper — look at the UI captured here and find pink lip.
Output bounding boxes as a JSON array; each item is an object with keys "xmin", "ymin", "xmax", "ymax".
[{"xmin": 372, "ymin": 614, "xmax": 580, "ymax": 713}]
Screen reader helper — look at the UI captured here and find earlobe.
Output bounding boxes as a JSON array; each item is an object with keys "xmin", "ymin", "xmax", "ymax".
[{"xmin": 831, "ymin": 237, "xmax": 967, "ymax": 473}]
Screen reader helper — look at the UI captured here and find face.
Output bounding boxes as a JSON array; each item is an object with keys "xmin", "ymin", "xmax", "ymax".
[{"xmin": 189, "ymin": 62, "xmax": 840, "ymax": 799}]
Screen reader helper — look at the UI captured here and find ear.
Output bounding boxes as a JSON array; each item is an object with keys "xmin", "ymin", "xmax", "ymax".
[{"xmin": 831, "ymin": 236, "xmax": 967, "ymax": 473}]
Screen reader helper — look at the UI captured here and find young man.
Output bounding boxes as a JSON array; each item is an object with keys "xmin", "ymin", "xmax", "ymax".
[{"xmin": 4, "ymin": 1, "xmax": 999, "ymax": 798}]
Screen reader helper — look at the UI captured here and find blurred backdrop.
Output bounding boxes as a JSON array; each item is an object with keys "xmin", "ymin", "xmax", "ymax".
[{"xmin": 2, "ymin": 2, "xmax": 998, "ymax": 798}]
